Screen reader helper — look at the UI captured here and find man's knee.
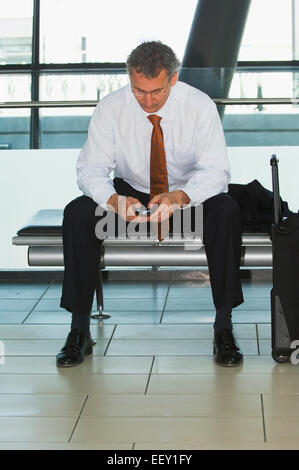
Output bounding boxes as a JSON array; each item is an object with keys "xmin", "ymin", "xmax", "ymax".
[
  {"xmin": 219, "ymin": 194, "xmax": 241, "ymax": 220},
  {"xmin": 63, "ymin": 195, "xmax": 97, "ymax": 221},
  {"xmin": 204, "ymin": 193, "xmax": 241, "ymax": 221}
]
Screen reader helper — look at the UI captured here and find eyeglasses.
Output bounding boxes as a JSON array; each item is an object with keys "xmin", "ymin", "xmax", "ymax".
[{"xmin": 131, "ymin": 86, "xmax": 168, "ymax": 97}]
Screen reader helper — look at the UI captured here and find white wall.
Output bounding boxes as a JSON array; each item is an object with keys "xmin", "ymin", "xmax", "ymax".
[
  {"xmin": 0, "ymin": 149, "xmax": 80, "ymax": 269},
  {"xmin": 229, "ymin": 146, "xmax": 299, "ymax": 211}
]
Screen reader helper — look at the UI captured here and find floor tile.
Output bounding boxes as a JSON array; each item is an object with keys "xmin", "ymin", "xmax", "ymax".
[
  {"xmin": 0, "ymin": 417, "xmax": 76, "ymax": 442},
  {"xmin": 33, "ymin": 297, "xmax": 165, "ymax": 312},
  {"xmin": 113, "ymin": 323, "xmax": 257, "ymax": 340},
  {"xmin": 0, "ymin": 324, "xmax": 114, "ymax": 340},
  {"xmin": 82, "ymin": 394, "xmax": 262, "ymax": 418},
  {"xmin": 167, "ymin": 286, "xmax": 213, "ymax": 299},
  {"xmin": 0, "ymin": 393, "xmax": 86, "ymax": 417},
  {"xmin": 0, "ymin": 442, "xmax": 133, "ymax": 450},
  {"xmin": 0, "ymin": 282, "xmax": 51, "ymax": 299},
  {"xmin": 2, "ymin": 339, "xmax": 108, "ymax": 356},
  {"xmin": 0, "ymin": 356, "xmax": 153, "ymax": 375},
  {"xmin": 105, "ymin": 298, "xmax": 166, "ymax": 311},
  {"xmin": 25, "ymin": 309, "xmax": 162, "ymax": 325},
  {"xmin": 0, "ymin": 298, "xmax": 38, "ymax": 313},
  {"xmin": 37, "ymin": 281, "xmax": 62, "ymax": 299},
  {"xmin": 102, "ymin": 281, "xmax": 169, "ymax": 299},
  {"xmin": 113, "ymin": 324, "xmax": 214, "ymax": 340},
  {"xmin": 234, "ymin": 324, "xmax": 258, "ymax": 338},
  {"xmin": 134, "ymin": 442, "xmax": 298, "ymax": 450},
  {"xmin": 43, "ymin": 281, "xmax": 169, "ymax": 299},
  {"xmin": 162, "ymin": 309, "xmax": 271, "ymax": 324},
  {"xmin": 30, "ymin": 298, "xmax": 66, "ymax": 311},
  {"xmin": 257, "ymin": 323, "xmax": 271, "ymax": 338},
  {"xmin": 264, "ymin": 416, "xmax": 299, "ymax": 444},
  {"xmin": 259, "ymin": 339, "xmax": 271, "ymax": 356},
  {"xmin": 147, "ymin": 373, "xmax": 299, "ymax": 395},
  {"xmin": 107, "ymin": 339, "xmax": 213, "ymax": 356},
  {"xmin": 0, "ymin": 374, "xmax": 148, "ymax": 394},
  {"xmin": 0, "ymin": 312, "xmax": 29, "ymax": 324},
  {"xmin": 106, "ymin": 339, "xmax": 258, "ymax": 356},
  {"xmin": 232, "ymin": 311, "xmax": 271, "ymax": 323},
  {"xmin": 169, "ymin": 280, "xmax": 211, "ymax": 289},
  {"xmin": 263, "ymin": 394, "xmax": 299, "ymax": 416},
  {"xmin": 241, "ymin": 281, "xmax": 272, "ymax": 298},
  {"xmin": 23, "ymin": 310, "xmax": 113, "ymax": 326},
  {"xmin": 164, "ymin": 297, "xmax": 214, "ymax": 311},
  {"xmin": 24, "ymin": 310, "xmax": 72, "ymax": 324},
  {"xmin": 92, "ymin": 311, "xmax": 163, "ymax": 324},
  {"xmin": 152, "ymin": 355, "xmax": 299, "ymax": 375},
  {"xmin": 234, "ymin": 298, "xmax": 270, "ymax": 311},
  {"xmin": 71, "ymin": 416, "xmax": 264, "ymax": 445},
  {"xmin": 162, "ymin": 310, "xmax": 216, "ymax": 323}
]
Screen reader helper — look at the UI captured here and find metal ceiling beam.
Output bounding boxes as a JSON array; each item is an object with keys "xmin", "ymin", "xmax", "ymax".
[{"xmin": 179, "ymin": 0, "xmax": 251, "ymax": 117}]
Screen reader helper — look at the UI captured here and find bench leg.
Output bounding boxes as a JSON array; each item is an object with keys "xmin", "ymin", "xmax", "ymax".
[{"xmin": 91, "ymin": 270, "xmax": 111, "ymax": 322}]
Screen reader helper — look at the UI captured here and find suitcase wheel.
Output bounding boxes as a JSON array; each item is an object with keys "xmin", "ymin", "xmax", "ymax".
[{"xmin": 272, "ymin": 350, "xmax": 290, "ymax": 363}]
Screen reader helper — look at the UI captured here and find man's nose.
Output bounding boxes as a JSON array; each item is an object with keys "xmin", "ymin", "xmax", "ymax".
[{"xmin": 143, "ymin": 92, "xmax": 154, "ymax": 106}]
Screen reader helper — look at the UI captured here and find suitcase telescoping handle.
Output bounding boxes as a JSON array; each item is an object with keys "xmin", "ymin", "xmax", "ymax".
[{"xmin": 270, "ymin": 154, "xmax": 281, "ymax": 224}]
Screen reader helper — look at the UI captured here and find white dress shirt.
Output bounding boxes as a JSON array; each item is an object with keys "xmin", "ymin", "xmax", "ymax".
[{"xmin": 76, "ymin": 80, "xmax": 230, "ymax": 208}]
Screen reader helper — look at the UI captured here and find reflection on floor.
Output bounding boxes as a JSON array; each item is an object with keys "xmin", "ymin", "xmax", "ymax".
[{"xmin": 0, "ymin": 278, "xmax": 299, "ymax": 450}]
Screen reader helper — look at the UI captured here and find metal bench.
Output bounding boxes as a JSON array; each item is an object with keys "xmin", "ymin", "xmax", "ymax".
[{"xmin": 12, "ymin": 208, "xmax": 272, "ymax": 320}]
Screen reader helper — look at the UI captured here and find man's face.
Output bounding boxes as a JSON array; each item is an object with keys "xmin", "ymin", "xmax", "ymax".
[{"xmin": 129, "ymin": 68, "xmax": 178, "ymax": 113}]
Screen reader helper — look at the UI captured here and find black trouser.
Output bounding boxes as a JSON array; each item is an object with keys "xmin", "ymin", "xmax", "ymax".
[{"xmin": 60, "ymin": 178, "xmax": 244, "ymax": 321}]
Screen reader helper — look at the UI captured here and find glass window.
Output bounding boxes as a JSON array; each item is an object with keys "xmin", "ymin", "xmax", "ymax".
[
  {"xmin": 224, "ymin": 67, "xmax": 299, "ymax": 147},
  {"xmin": 39, "ymin": 107, "xmax": 91, "ymax": 149},
  {"xmin": 39, "ymin": 73, "xmax": 129, "ymax": 148},
  {"xmin": 0, "ymin": 74, "xmax": 31, "ymax": 149},
  {"xmin": 40, "ymin": 0, "xmax": 197, "ymax": 64},
  {"xmin": 223, "ymin": 103, "xmax": 299, "ymax": 147},
  {"xmin": 229, "ymin": 70, "xmax": 299, "ymax": 100},
  {"xmin": 0, "ymin": 0, "xmax": 33, "ymax": 65},
  {"xmin": 238, "ymin": 0, "xmax": 293, "ymax": 61},
  {"xmin": 39, "ymin": 73, "xmax": 129, "ymax": 102}
]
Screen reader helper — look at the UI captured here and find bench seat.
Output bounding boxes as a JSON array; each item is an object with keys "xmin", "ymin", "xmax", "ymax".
[{"xmin": 12, "ymin": 209, "xmax": 272, "ymax": 268}]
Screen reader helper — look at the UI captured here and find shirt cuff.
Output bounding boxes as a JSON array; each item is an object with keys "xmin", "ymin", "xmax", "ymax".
[
  {"xmin": 180, "ymin": 184, "xmax": 205, "ymax": 206},
  {"xmin": 92, "ymin": 185, "xmax": 117, "ymax": 211}
]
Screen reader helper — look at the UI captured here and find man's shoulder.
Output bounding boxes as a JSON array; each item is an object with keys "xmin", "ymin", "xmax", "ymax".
[
  {"xmin": 175, "ymin": 81, "xmax": 215, "ymax": 107},
  {"xmin": 100, "ymin": 84, "xmax": 131, "ymax": 107},
  {"xmin": 92, "ymin": 84, "xmax": 132, "ymax": 121}
]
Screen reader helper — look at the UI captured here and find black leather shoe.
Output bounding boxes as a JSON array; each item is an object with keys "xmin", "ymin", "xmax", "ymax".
[
  {"xmin": 56, "ymin": 328, "xmax": 93, "ymax": 367},
  {"xmin": 213, "ymin": 328, "xmax": 243, "ymax": 367}
]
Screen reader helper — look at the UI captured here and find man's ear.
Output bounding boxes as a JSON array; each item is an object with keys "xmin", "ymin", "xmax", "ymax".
[{"xmin": 170, "ymin": 71, "xmax": 178, "ymax": 87}]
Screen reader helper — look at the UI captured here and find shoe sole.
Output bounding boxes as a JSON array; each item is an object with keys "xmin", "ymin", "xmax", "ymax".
[
  {"xmin": 213, "ymin": 344, "xmax": 243, "ymax": 367},
  {"xmin": 56, "ymin": 346, "xmax": 93, "ymax": 368},
  {"xmin": 214, "ymin": 357, "xmax": 243, "ymax": 367}
]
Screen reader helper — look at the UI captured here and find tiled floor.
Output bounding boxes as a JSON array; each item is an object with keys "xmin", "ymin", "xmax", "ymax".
[{"xmin": 0, "ymin": 277, "xmax": 299, "ymax": 450}]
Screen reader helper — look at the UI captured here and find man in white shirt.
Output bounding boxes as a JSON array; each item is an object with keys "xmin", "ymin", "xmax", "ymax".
[{"xmin": 57, "ymin": 41, "xmax": 244, "ymax": 368}]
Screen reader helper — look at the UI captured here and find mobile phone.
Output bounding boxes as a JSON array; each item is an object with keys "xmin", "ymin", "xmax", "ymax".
[{"xmin": 135, "ymin": 207, "xmax": 152, "ymax": 216}]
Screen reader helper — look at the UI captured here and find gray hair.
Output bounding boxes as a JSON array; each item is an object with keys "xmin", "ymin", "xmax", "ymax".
[{"xmin": 126, "ymin": 41, "xmax": 181, "ymax": 79}]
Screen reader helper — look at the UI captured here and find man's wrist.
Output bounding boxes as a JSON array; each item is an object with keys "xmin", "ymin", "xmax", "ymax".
[
  {"xmin": 173, "ymin": 190, "xmax": 191, "ymax": 206},
  {"xmin": 106, "ymin": 193, "xmax": 119, "ymax": 211}
]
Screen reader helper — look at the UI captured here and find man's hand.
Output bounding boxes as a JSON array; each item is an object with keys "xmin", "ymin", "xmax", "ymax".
[
  {"xmin": 106, "ymin": 190, "xmax": 191, "ymax": 224},
  {"xmin": 107, "ymin": 193, "xmax": 143, "ymax": 222},
  {"xmin": 148, "ymin": 190, "xmax": 191, "ymax": 222}
]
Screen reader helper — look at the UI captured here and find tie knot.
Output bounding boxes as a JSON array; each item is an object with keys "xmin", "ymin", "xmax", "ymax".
[{"xmin": 148, "ymin": 114, "xmax": 161, "ymax": 127}]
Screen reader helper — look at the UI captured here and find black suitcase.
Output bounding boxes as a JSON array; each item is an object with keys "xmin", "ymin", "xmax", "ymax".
[{"xmin": 270, "ymin": 154, "xmax": 299, "ymax": 363}]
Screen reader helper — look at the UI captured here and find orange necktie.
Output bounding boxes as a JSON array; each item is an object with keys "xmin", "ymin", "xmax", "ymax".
[{"xmin": 148, "ymin": 114, "xmax": 169, "ymax": 240}]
